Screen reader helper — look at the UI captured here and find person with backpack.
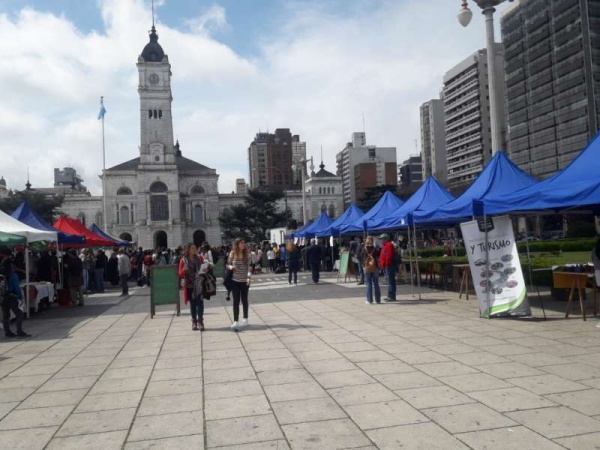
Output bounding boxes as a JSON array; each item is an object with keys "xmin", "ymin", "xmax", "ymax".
[
  {"xmin": 361, "ymin": 237, "xmax": 381, "ymax": 304},
  {"xmin": 178, "ymin": 243, "xmax": 205, "ymax": 331},
  {"xmin": 379, "ymin": 233, "xmax": 397, "ymax": 301}
]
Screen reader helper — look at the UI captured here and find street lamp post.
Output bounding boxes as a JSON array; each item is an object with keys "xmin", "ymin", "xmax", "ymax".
[
  {"xmin": 458, "ymin": 0, "xmax": 512, "ymax": 154},
  {"xmin": 291, "ymin": 157, "xmax": 314, "ymax": 226}
]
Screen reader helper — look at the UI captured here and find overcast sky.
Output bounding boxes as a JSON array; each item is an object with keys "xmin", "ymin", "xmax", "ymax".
[{"xmin": 0, "ymin": 0, "xmax": 512, "ymax": 195}]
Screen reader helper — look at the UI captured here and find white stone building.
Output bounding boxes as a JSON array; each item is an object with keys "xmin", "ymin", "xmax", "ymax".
[
  {"xmin": 61, "ymin": 25, "xmax": 221, "ymax": 249},
  {"xmin": 305, "ymin": 161, "xmax": 343, "ymax": 219}
]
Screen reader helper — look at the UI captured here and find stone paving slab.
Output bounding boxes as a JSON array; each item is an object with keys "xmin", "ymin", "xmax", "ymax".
[{"xmin": 1, "ymin": 282, "xmax": 600, "ymax": 448}]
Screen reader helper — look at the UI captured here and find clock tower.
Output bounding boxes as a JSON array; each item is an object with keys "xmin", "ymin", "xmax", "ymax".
[{"xmin": 137, "ymin": 25, "xmax": 176, "ymax": 166}]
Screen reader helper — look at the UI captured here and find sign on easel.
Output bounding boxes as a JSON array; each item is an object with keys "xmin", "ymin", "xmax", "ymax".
[
  {"xmin": 461, "ymin": 215, "xmax": 531, "ymax": 318},
  {"xmin": 150, "ymin": 266, "xmax": 180, "ymax": 318},
  {"xmin": 337, "ymin": 251, "xmax": 355, "ymax": 282}
]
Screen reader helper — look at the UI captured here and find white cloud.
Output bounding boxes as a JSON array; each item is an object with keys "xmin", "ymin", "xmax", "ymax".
[{"xmin": 0, "ymin": 0, "xmax": 511, "ymax": 196}]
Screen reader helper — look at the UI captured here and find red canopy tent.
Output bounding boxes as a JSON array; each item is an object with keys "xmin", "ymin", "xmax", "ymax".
[{"xmin": 54, "ymin": 217, "xmax": 115, "ymax": 247}]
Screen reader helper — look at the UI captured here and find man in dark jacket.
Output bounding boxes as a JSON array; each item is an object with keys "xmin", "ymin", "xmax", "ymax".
[{"xmin": 306, "ymin": 239, "xmax": 322, "ymax": 284}]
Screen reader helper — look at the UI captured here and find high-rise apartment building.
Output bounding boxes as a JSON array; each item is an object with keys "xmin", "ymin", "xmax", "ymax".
[
  {"xmin": 443, "ymin": 47, "xmax": 506, "ymax": 189},
  {"xmin": 336, "ymin": 132, "xmax": 397, "ymax": 207},
  {"xmin": 291, "ymin": 135, "xmax": 307, "ymax": 185},
  {"xmin": 502, "ymin": 0, "xmax": 600, "ymax": 178},
  {"xmin": 420, "ymin": 99, "xmax": 447, "ymax": 183},
  {"xmin": 248, "ymin": 129, "xmax": 295, "ymax": 190},
  {"xmin": 398, "ymin": 155, "xmax": 424, "ymax": 186}
]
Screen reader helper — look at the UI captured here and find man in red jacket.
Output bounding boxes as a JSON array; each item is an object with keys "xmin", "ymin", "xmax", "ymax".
[{"xmin": 379, "ymin": 233, "xmax": 397, "ymax": 301}]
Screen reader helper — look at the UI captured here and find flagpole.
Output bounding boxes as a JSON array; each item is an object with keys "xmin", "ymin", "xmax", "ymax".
[{"xmin": 101, "ymin": 96, "xmax": 107, "ymax": 232}]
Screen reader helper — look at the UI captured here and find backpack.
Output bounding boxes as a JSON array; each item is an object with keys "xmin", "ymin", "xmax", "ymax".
[{"xmin": 364, "ymin": 250, "xmax": 377, "ymax": 273}]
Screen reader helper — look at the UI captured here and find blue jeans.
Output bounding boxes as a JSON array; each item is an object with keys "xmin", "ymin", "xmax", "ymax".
[
  {"xmin": 385, "ymin": 267, "xmax": 396, "ymax": 300},
  {"xmin": 187, "ymin": 287, "xmax": 204, "ymax": 322},
  {"xmin": 365, "ymin": 271, "xmax": 380, "ymax": 303},
  {"xmin": 95, "ymin": 269, "xmax": 105, "ymax": 292}
]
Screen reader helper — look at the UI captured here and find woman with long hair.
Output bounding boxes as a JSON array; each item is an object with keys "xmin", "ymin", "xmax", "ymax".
[
  {"xmin": 228, "ymin": 238, "xmax": 252, "ymax": 330},
  {"xmin": 287, "ymin": 242, "xmax": 301, "ymax": 285},
  {"xmin": 178, "ymin": 243, "xmax": 204, "ymax": 331}
]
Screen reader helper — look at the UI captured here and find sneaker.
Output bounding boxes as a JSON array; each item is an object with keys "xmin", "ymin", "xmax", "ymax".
[
  {"xmin": 231, "ymin": 321, "xmax": 239, "ymax": 330},
  {"xmin": 16, "ymin": 332, "xmax": 31, "ymax": 339},
  {"xmin": 192, "ymin": 320, "xmax": 198, "ymax": 331},
  {"xmin": 365, "ymin": 301, "xmax": 372, "ymax": 305},
  {"xmin": 4, "ymin": 331, "xmax": 16, "ymax": 338},
  {"xmin": 241, "ymin": 318, "xmax": 249, "ymax": 327},
  {"xmin": 199, "ymin": 320, "xmax": 205, "ymax": 332}
]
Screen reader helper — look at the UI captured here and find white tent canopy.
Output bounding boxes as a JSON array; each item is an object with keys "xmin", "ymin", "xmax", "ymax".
[{"xmin": 0, "ymin": 210, "xmax": 57, "ymax": 242}]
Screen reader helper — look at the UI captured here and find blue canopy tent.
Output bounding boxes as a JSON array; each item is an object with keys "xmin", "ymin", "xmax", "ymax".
[
  {"xmin": 293, "ymin": 212, "xmax": 334, "ymax": 239},
  {"xmin": 481, "ymin": 132, "xmax": 600, "ymax": 215},
  {"xmin": 89, "ymin": 224, "xmax": 131, "ymax": 246},
  {"xmin": 315, "ymin": 204, "xmax": 364, "ymax": 237},
  {"xmin": 367, "ymin": 177, "xmax": 455, "ymax": 230},
  {"xmin": 414, "ymin": 152, "xmax": 537, "ymax": 224},
  {"xmin": 340, "ymin": 191, "xmax": 404, "ymax": 234},
  {"xmin": 11, "ymin": 201, "xmax": 86, "ymax": 247}
]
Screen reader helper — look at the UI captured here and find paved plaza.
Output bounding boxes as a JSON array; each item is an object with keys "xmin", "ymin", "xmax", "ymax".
[{"xmin": 1, "ymin": 273, "xmax": 600, "ymax": 449}]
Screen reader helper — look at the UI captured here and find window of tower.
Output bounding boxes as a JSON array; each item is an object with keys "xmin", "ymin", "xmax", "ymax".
[
  {"xmin": 159, "ymin": 110, "xmax": 162, "ymax": 119},
  {"xmin": 148, "ymin": 110, "xmax": 152, "ymax": 119},
  {"xmin": 150, "ymin": 181, "xmax": 169, "ymax": 221},
  {"xmin": 153, "ymin": 110, "xmax": 158, "ymax": 119}
]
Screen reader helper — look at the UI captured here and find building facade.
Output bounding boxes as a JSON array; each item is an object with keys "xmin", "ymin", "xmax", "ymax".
[
  {"xmin": 248, "ymin": 129, "xmax": 297, "ymax": 190},
  {"xmin": 336, "ymin": 132, "xmax": 397, "ymax": 207},
  {"xmin": 443, "ymin": 47, "xmax": 506, "ymax": 189},
  {"xmin": 398, "ymin": 155, "xmax": 424, "ymax": 186},
  {"xmin": 305, "ymin": 162, "xmax": 344, "ymax": 219},
  {"xmin": 502, "ymin": 0, "xmax": 600, "ymax": 178},
  {"xmin": 291, "ymin": 135, "xmax": 307, "ymax": 185},
  {"xmin": 61, "ymin": 25, "xmax": 221, "ymax": 249},
  {"xmin": 420, "ymin": 99, "xmax": 447, "ymax": 183}
]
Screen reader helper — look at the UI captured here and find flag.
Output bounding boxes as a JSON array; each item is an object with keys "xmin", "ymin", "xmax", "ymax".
[{"xmin": 97, "ymin": 96, "xmax": 107, "ymax": 120}]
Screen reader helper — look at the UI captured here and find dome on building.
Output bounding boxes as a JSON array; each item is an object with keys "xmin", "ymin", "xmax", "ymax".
[
  {"xmin": 0, "ymin": 176, "xmax": 6, "ymax": 186},
  {"xmin": 141, "ymin": 26, "xmax": 165, "ymax": 62}
]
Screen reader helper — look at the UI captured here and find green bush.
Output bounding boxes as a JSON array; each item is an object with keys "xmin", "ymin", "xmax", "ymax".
[{"xmin": 516, "ymin": 238, "xmax": 596, "ymax": 253}]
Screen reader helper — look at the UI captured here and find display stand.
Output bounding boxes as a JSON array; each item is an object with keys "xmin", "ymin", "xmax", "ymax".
[
  {"xmin": 553, "ymin": 272, "xmax": 597, "ymax": 321},
  {"xmin": 150, "ymin": 266, "xmax": 180, "ymax": 318}
]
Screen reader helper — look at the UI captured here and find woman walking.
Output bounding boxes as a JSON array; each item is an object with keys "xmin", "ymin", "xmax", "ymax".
[
  {"xmin": 361, "ymin": 237, "xmax": 381, "ymax": 304},
  {"xmin": 178, "ymin": 243, "xmax": 205, "ymax": 331},
  {"xmin": 228, "ymin": 238, "xmax": 252, "ymax": 330},
  {"xmin": 287, "ymin": 242, "xmax": 301, "ymax": 285}
]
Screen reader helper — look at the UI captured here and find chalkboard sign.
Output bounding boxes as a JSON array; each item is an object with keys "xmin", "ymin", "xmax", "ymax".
[
  {"xmin": 337, "ymin": 251, "xmax": 350, "ymax": 281},
  {"xmin": 150, "ymin": 266, "xmax": 180, "ymax": 318}
]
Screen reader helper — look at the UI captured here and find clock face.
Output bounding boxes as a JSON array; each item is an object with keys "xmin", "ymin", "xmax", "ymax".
[{"xmin": 149, "ymin": 73, "xmax": 159, "ymax": 85}]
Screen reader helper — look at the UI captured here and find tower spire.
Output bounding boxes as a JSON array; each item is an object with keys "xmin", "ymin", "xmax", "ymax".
[
  {"xmin": 151, "ymin": 0, "xmax": 155, "ymax": 29},
  {"xmin": 320, "ymin": 145, "xmax": 324, "ymax": 170},
  {"xmin": 25, "ymin": 167, "xmax": 31, "ymax": 190}
]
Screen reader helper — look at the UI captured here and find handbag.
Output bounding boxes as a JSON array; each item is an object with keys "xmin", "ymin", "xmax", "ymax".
[{"xmin": 223, "ymin": 269, "xmax": 234, "ymax": 301}]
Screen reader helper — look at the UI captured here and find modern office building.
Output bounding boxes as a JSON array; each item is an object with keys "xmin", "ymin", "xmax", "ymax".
[
  {"xmin": 336, "ymin": 132, "xmax": 397, "ymax": 207},
  {"xmin": 420, "ymin": 99, "xmax": 447, "ymax": 183},
  {"xmin": 502, "ymin": 0, "xmax": 600, "ymax": 178},
  {"xmin": 248, "ymin": 129, "xmax": 296, "ymax": 190},
  {"xmin": 443, "ymin": 47, "xmax": 506, "ymax": 189},
  {"xmin": 398, "ymin": 155, "xmax": 424, "ymax": 186}
]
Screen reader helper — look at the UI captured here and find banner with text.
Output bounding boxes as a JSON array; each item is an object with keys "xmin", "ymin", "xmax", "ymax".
[{"xmin": 460, "ymin": 215, "xmax": 531, "ymax": 318}]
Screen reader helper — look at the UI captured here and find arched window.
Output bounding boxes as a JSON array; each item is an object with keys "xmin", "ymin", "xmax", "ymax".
[
  {"xmin": 117, "ymin": 186, "xmax": 132, "ymax": 196},
  {"xmin": 318, "ymin": 187, "xmax": 322, "ymax": 194},
  {"xmin": 193, "ymin": 204, "xmax": 204, "ymax": 224},
  {"xmin": 148, "ymin": 110, "xmax": 152, "ymax": 119},
  {"xmin": 77, "ymin": 212, "xmax": 86, "ymax": 225},
  {"xmin": 190, "ymin": 185, "xmax": 205, "ymax": 195},
  {"xmin": 158, "ymin": 110, "xmax": 163, "ymax": 119},
  {"xmin": 321, "ymin": 203, "xmax": 327, "ymax": 212},
  {"xmin": 328, "ymin": 204, "xmax": 335, "ymax": 218},
  {"xmin": 150, "ymin": 182, "xmax": 169, "ymax": 221},
  {"xmin": 153, "ymin": 110, "xmax": 158, "ymax": 119},
  {"xmin": 331, "ymin": 187, "xmax": 335, "ymax": 194},
  {"xmin": 120, "ymin": 206, "xmax": 131, "ymax": 225}
]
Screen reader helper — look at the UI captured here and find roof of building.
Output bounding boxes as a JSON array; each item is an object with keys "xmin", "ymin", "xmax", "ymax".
[
  {"xmin": 312, "ymin": 162, "xmax": 336, "ymax": 178},
  {"xmin": 141, "ymin": 26, "xmax": 165, "ymax": 62},
  {"xmin": 106, "ymin": 155, "xmax": 214, "ymax": 173}
]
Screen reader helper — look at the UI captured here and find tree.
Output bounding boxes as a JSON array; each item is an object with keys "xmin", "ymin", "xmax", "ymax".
[
  {"xmin": 0, "ymin": 190, "xmax": 64, "ymax": 224},
  {"xmin": 219, "ymin": 188, "xmax": 288, "ymax": 242}
]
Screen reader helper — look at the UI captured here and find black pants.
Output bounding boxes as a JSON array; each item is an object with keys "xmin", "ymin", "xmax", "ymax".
[
  {"xmin": 311, "ymin": 263, "xmax": 320, "ymax": 283},
  {"xmin": 187, "ymin": 287, "xmax": 204, "ymax": 322},
  {"xmin": 231, "ymin": 281, "xmax": 249, "ymax": 322},
  {"xmin": 120, "ymin": 274, "xmax": 129, "ymax": 295},
  {"xmin": 288, "ymin": 268, "xmax": 298, "ymax": 284},
  {"xmin": 269, "ymin": 260, "xmax": 276, "ymax": 272},
  {"xmin": 2, "ymin": 296, "xmax": 23, "ymax": 335}
]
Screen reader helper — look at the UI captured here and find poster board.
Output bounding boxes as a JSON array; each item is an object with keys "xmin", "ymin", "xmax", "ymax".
[
  {"xmin": 337, "ymin": 251, "xmax": 353, "ymax": 282},
  {"xmin": 150, "ymin": 265, "xmax": 180, "ymax": 318},
  {"xmin": 460, "ymin": 215, "xmax": 530, "ymax": 318}
]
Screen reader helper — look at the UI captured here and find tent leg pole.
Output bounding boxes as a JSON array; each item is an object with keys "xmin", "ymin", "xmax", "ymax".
[
  {"xmin": 413, "ymin": 224, "xmax": 421, "ymax": 301},
  {"xmin": 408, "ymin": 229, "xmax": 414, "ymax": 298},
  {"xmin": 25, "ymin": 246, "xmax": 30, "ymax": 319},
  {"xmin": 524, "ymin": 219, "xmax": 546, "ymax": 319},
  {"xmin": 484, "ymin": 214, "xmax": 491, "ymax": 319}
]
